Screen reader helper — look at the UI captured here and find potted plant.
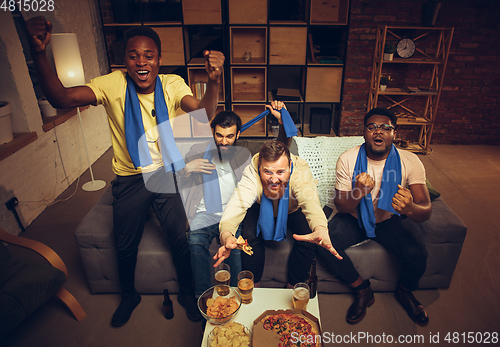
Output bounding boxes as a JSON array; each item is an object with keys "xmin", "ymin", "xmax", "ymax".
[
  {"xmin": 384, "ymin": 42, "xmax": 396, "ymax": 61},
  {"xmin": 379, "ymin": 75, "xmax": 392, "ymax": 91},
  {"xmin": 0, "ymin": 101, "xmax": 13, "ymax": 144}
]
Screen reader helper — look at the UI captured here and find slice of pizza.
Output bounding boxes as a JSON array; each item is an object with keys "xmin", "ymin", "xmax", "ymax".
[
  {"xmin": 261, "ymin": 313, "xmax": 319, "ymax": 347},
  {"xmin": 235, "ymin": 236, "xmax": 253, "ymax": 256}
]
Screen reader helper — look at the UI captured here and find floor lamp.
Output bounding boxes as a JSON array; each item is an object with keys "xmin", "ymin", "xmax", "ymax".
[{"xmin": 51, "ymin": 33, "xmax": 106, "ymax": 192}]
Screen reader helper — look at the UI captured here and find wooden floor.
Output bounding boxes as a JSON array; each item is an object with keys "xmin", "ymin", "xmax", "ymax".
[{"xmin": 3, "ymin": 144, "xmax": 500, "ymax": 347}]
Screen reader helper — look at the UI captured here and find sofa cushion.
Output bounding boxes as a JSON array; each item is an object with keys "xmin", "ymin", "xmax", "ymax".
[{"xmin": 0, "ymin": 256, "xmax": 66, "ymax": 339}]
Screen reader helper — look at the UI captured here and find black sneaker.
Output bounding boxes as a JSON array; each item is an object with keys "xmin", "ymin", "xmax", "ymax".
[
  {"xmin": 178, "ymin": 292, "xmax": 202, "ymax": 322},
  {"xmin": 111, "ymin": 292, "xmax": 142, "ymax": 327}
]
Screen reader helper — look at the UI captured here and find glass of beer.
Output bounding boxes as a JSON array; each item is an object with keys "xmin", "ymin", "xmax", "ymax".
[
  {"xmin": 292, "ymin": 282, "xmax": 310, "ymax": 310},
  {"xmin": 237, "ymin": 270, "xmax": 254, "ymax": 304},
  {"xmin": 214, "ymin": 263, "xmax": 231, "ymax": 296}
]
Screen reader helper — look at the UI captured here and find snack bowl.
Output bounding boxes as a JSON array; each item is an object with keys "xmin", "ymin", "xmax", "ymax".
[
  {"xmin": 207, "ymin": 322, "xmax": 252, "ymax": 347},
  {"xmin": 197, "ymin": 285, "xmax": 242, "ymax": 325}
]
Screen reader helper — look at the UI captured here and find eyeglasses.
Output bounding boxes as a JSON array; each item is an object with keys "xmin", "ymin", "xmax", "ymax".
[{"xmin": 365, "ymin": 123, "xmax": 395, "ymax": 132}]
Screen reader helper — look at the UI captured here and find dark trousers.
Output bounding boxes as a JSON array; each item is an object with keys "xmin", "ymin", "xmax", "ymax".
[
  {"xmin": 111, "ymin": 170, "xmax": 192, "ymax": 295},
  {"xmin": 241, "ymin": 203, "xmax": 316, "ymax": 285},
  {"xmin": 317, "ymin": 213, "xmax": 427, "ymax": 291}
]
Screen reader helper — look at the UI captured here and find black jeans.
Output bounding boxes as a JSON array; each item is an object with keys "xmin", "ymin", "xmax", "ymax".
[
  {"xmin": 317, "ymin": 213, "xmax": 427, "ymax": 291},
  {"xmin": 241, "ymin": 203, "xmax": 316, "ymax": 285},
  {"xmin": 111, "ymin": 169, "xmax": 192, "ymax": 295}
]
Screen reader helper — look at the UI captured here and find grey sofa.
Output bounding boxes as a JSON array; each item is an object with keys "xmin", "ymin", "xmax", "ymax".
[{"xmin": 75, "ymin": 137, "xmax": 467, "ymax": 294}]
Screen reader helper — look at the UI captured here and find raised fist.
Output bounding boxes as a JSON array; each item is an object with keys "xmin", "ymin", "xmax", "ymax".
[
  {"xmin": 354, "ymin": 172, "xmax": 375, "ymax": 199},
  {"xmin": 25, "ymin": 16, "xmax": 53, "ymax": 53}
]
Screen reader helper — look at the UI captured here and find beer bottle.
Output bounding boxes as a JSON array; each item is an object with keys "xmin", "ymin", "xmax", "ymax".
[
  {"xmin": 306, "ymin": 260, "xmax": 318, "ymax": 299},
  {"xmin": 163, "ymin": 288, "xmax": 174, "ymax": 319}
]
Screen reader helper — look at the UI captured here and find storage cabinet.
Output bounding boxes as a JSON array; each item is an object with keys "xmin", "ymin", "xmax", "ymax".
[
  {"xmin": 367, "ymin": 25, "xmax": 454, "ymax": 154},
  {"xmin": 98, "ymin": 0, "xmax": 350, "ymax": 138},
  {"xmin": 269, "ymin": 27, "xmax": 307, "ymax": 65},
  {"xmin": 182, "ymin": 0, "xmax": 221, "ymax": 25},
  {"xmin": 231, "ymin": 67, "xmax": 267, "ymax": 103},
  {"xmin": 229, "ymin": 0, "xmax": 267, "ymax": 24},
  {"xmin": 230, "ymin": 27, "xmax": 267, "ymax": 65}
]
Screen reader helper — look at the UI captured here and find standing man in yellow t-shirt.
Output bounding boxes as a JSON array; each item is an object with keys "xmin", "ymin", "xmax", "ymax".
[{"xmin": 26, "ymin": 17, "xmax": 224, "ymax": 327}]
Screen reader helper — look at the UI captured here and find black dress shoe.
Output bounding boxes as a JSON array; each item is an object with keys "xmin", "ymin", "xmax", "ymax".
[
  {"xmin": 163, "ymin": 289, "xmax": 174, "ymax": 320},
  {"xmin": 111, "ymin": 292, "xmax": 142, "ymax": 327},
  {"xmin": 394, "ymin": 287, "xmax": 429, "ymax": 326},
  {"xmin": 178, "ymin": 292, "xmax": 202, "ymax": 322},
  {"xmin": 346, "ymin": 286, "xmax": 375, "ymax": 324}
]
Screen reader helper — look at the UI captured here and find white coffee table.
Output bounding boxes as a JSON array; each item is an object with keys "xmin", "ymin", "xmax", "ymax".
[{"xmin": 201, "ymin": 287, "xmax": 321, "ymax": 347}]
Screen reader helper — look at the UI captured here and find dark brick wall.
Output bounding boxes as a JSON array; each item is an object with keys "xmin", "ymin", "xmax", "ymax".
[{"xmin": 341, "ymin": 0, "xmax": 500, "ymax": 145}]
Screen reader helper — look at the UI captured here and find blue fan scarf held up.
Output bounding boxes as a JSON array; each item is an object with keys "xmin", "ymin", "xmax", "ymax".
[
  {"xmin": 124, "ymin": 75, "xmax": 185, "ymax": 173},
  {"xmin": 353, "ymin": 143, "xmax": 401, "ymax": 237},
  {"xmin": 202, "ymin": 107, "xmax": 298, "ymax": 215}
]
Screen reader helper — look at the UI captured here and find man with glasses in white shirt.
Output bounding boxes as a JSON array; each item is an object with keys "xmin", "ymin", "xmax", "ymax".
[{"xmin": 313, "ymin": 107, "xmax": 432, "ymax": 326}]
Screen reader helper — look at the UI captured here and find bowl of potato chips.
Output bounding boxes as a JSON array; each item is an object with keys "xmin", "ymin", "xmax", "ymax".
[
  {"xmin": 198, "ymin": 285, "xmax": 242, "ymax": 325},
  {"xmin": 208, "ymin": 321, "xmax": 251, "ymax": 347}
]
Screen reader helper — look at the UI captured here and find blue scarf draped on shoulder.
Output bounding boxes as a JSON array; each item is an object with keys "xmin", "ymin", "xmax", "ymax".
[
  {"xmin": 353, "ymin": 143, "xmax": 401, "ymax": 238},
  {"xmin": 241, "ymin": 108, "xmax": 297, "ymax": 137},
  {"xmin": 202, "ymin": 141, "xmax": 223, "ymax": 214},
  {"xmin": 256, "ymin": 162, "xmax": 293, "ymax": 242},
  {"xmin": 124, "ymin": 75, "xmax": 185, "ymax": 173}
]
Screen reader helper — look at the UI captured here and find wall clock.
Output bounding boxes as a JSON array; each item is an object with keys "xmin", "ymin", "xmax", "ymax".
[{"xmin": 396, "ymin": 38, "xmax": 416, "ymax": 58}]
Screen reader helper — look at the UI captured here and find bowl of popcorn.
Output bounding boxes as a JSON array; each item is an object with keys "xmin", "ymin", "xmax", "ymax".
[
  {"xmin": 198, "ymin": 285, "xmax": 242, "ymax": 325},
  {"xmin": 208, "ymin": 321, "xmax": 251, "ymax": 347}
]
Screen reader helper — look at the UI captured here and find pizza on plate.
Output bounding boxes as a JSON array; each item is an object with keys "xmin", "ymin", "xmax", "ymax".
[{"xmin": 260, "ymin": 313, "xmax": 319, "ymax": 347}]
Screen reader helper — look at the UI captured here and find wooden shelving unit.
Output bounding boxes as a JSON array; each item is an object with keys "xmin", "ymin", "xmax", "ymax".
[
  {"xmin": 98, "ymin": 0, "xmax": 350, "ymax": 138},
  {"xmin": 367, "ymin": 25, "xmax": 454, "ymax": 154}
]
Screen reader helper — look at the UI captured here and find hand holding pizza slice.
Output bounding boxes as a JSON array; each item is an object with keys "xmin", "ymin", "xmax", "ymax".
[{"xmin": 235, "ymin": 236, "xmax": 253, "ymax": 256}]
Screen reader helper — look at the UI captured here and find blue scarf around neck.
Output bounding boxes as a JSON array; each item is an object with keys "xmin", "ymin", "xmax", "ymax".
[
  {"xmin": 124, "ymin": 75, "xmax": 185, "ymax": 173},
  {"xmin": 202, "ymin": 142, "xmax": 223, "ymax": 214},
  {"xmin": 256, "ymin": 162, "xmax": 293, "ymax": 242},
  {"xmin": 353, "ymin": 143, "xmax": 401, "ymax": 238}
]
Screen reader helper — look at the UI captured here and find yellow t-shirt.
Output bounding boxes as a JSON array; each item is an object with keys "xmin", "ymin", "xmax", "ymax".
[{"xmin": 86, "ymin": 70, "xmax": 193, "ymax": 176}]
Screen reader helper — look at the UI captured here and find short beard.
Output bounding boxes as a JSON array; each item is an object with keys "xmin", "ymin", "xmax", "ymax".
[
  {"xmin": 263, "ymin": 181, "xmax": 287, "ymax": 200},
  {"xmin": 367, "ymin": 140, "xmax": 392, "ymax": 158},
  {"xmin": 216, "ymin": 143, "xmax": 233, "ymax": 162}
]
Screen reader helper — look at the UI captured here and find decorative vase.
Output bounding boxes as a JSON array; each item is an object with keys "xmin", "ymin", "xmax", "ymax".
[
  {"xmin": 243, "ymin": 52, "xmax": 252, "ymax": 62},
  {"xmin": 0, "ymin": 101, "xmax": 14, "ymax": 145},
  {"xmin": 383, "ymin": 53, "xmax": 393, "ymax": 61},
  {"xmin": 38, "ymin": 98, "xmax": 57, "ymax": 117},
  {"xmin": 380, "ymin": 85, "xmax": 387, "ymax": 91}
]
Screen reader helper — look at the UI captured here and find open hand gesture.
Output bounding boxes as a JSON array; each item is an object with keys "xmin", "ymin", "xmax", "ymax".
[
  {"xmin": 185, "ymin": 159, "xmax": 216, "ymax": 175},
  {"xmin": 293, "ymin": 226, "xmax": 343, "ymax": 260},
  {"xmin": 213, "ymin": 232, "xmax": 237, "ymax": 267}
]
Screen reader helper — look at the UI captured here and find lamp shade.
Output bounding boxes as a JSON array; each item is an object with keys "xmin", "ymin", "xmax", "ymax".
[{"xmin": 51, "ymin": 33, "xmax": 86, "ymax": 87}]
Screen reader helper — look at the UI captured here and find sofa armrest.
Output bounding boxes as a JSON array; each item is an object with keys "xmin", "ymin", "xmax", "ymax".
[{"xmin": 402, "ymin": 197, "xmax": 467, "ymax": 288}]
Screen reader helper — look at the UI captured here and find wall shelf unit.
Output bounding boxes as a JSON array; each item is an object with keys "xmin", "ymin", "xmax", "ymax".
[
  {"xmin": 367, "ymin": 25, "xmax": 454, "ymax": 154},
  {"xmin": 98, "ymin": 0, "xmax": 350, "ymax": 138}
]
